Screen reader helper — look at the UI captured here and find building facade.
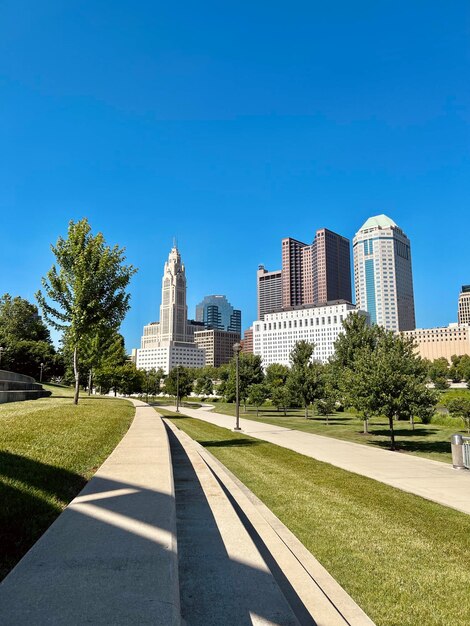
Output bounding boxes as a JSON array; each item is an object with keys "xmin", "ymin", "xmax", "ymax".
[
  {"xmin": 458, "ymin": 285, "xmax": 470, "ymax": 325},
  {"xmin": 353, "ymin": 214, "xmax": 415, "ymax": 332},
  {"xmin": 252, "ymin": 302, "xmax": 368, "ymax": 367},
  {"xmin": 257, "ymin": 265, "xmax": 283, "ymax": 319},
  {"xmin": 194, "ymin": 329, "xmax": 241, "ymax": 368},
  {"xmin": 195, "ymin": 295, "xmax": 241, "ymax": 334},
  {"xmin": 135, "ymin": 245, "xmax": 205, "ymax": 373},
  {"xmin": 241, "ymin": 327, "xmax": 253, "ymax": 353},
  {"xmin": 402, "ymin": 324, "xmax": 470, "ymax": 362}
]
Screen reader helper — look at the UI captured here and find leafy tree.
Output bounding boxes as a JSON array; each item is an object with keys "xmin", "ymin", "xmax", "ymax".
[
  {"xmin": 265, "ymin": 363, "xmax": 290, "ymax": 390},
  {"xmin": 36, "ymin": 219, "xmax": 136, "ymax": 404},
  {"xmin": 164, "ymin": 366, "xmax": 193, "ymax": 404},
  {"xmin": 224, "ymin": 353, "xmax": 264, "ymax": 409},
  {"xmin": 117, "ymin": 363, "xmax": 145, "ymax": 396},
  {"xmin": 194, "ymin": 374, "xmax": 213, "ymax": 397},
  {"xmin": 457, "ymin": 355, "xmax": 470, "ymax": 387},
  {"xmin": 447, "ymin": 397, "xmax": 470, "ymax": 434},
  {"xmin": 0, "ymin": 294, "xmax": 57, "ymax": 379},
  {"xmin": 247, "ymin": 383, "xmax": 269, "ymax": 416},
  {"xmin": 287, "ymin": 341, "xmax": 324, "ymax": 418},
  {"xmin": 428, "ymin": 357, "xmax": 450, "ymax": 390},
  {"xmin": 271, "ymin": 386, "xmax": 292, "ymax": 416}
]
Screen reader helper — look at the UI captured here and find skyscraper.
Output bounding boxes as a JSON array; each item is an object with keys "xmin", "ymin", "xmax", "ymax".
[
  {"xmin": 353, "ymin": 214, "xmax": 415, "ymax": 331},
  {"xmin": 195, "ymin": 295, "xmax": 241, "ymax": 334},
  {"xmin": 135, "ymin": 245, "xmax": 205, "ymax": 372},
  {"xmin": 458, "ymin": 285, "xmax": 470, "ymax": 325},
  {"xmin": 280, "ymin": 229, "xmax": 352, "ymax": 309},
  {"xmin": 257, "ymin": 265, "xmax": 282, "ymax": 319}
]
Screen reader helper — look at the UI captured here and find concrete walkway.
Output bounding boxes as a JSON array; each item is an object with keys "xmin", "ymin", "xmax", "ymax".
[
  {"xmin": 0, "ymin": 400, "xmax": 180, "ymax": 625},
  {"xmin": 170, "ymin": 405, "xmax": 470, "ymax": 515}
]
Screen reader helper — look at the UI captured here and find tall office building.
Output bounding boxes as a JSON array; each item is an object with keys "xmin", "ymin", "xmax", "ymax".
[
  {"xmin": 458, "ymin": 285, "xmax": 470, "ymax": 325},
  {"xmin": 353, "ymin": 214, "xmax": 415, "ymax": 331},
  {"xmin": 135, "ymin": 245, "xmax": 205, "ymax": 373},
  {"xmin": 281, "ymin": 229, "xmax": 352, "ymax": 309},
  {"xmin": 257, "ymin": 265, "xmax": 282, "ymax": 319},
  {"xmin": 195, "ymin": 295, "xmax": 241, "ymax": 334},
  {"xmin": 312, "ymin": 228, "xmax": 352, "ymax": 304}
]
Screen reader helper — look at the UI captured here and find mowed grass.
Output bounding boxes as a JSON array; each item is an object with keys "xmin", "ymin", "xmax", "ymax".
[
  {"xmin": 162, "ymin": 410, "xmax": 470, "ymax": 626},
  {"xmin": 209, "ymin": 401, "xmax": 463, "ymax": 463},
  {"xmin": 0, "ymin": 387, "xmax": 134, "ymax": 580}
]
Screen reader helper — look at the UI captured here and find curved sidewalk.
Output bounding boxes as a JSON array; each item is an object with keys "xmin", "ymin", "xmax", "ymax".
[
  {"xmin": 0, "ymin": 400, "xmax": 180, "ymax": 625},
  {"xmin": 170, "ymin": 405, "xmax": 470, "ymax": 515}
]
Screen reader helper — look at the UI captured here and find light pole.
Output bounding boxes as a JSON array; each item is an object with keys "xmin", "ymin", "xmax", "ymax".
[
  {"xmin": 233, "ymin": 343, "xmax": 242, "ymax": 431},
  {"xmin": 0, "ymin": 346, "xmax": 4, "ymax": 368},
  {"xmin": 146, "ymin": 369, "xmax": 150, "ymax": 404},
  {"xmin": 175, "ymin": 365, "xmax": 180, "ymax": 413},
  {"xmin": 40, "ymin": 362, "xmax": 44, "ymax": 383}
]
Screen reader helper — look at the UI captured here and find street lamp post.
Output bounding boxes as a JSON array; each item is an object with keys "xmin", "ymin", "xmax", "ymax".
[
  {"xmin": 175, "ymin": 365, "xmax": 180, "ymax": 413},
  {"xmin": 233, "ymin": 343, "xmax": 242, "ymax": 431},
  {"xmin": 40, "ymin": 362, "xmax": 44, "ymax": 383},
  {"xmin": 146, "ymin": 370, "xmax": 150, "ymax": 404},
  {"xmin": 0, "ymin": 346, "xmax": 4, "ymax": 368}
]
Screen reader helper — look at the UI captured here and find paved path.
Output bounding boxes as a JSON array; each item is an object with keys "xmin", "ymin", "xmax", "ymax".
[
  {"xmin": 0, "ymin": 400, "xmax": 180, "ymax": 625},
  {"xmin": 170, "ymin": 405, "xmax": 470, "ymax": 515}
]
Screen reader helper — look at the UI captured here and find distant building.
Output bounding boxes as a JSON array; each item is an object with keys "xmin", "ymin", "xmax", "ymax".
[
  {"xmin": 252, "ymin": 301, "xmax": 369, "ymax": 367},
  {"xmin": 458, "ymin": 285, "xmax": 470, "ymax": 325},
  {"xmin": 241, "ymin": 327, "xmax": 253, "ymax": 354},
  {"xmin": 353, "ymin": 214, "xmax": 415, "ymax": 331},
  {"xmin": 194, "ymin": 329, "xmax": 241, "ymax": 368},
  {"xmin": 280, "ymin": 229, "xmax": 352, "ymax": 310},
  {"xmin": 135, "ymin": 245, "xmax": 205, "ymax": 373},
  {"xmin": 402, "ymin": 324, "xmax": 470, "ymax": 362},
  {"xmin": 257, "ymin": 265, "xmax": 282, "ymax": 319},
  {"xmin": 195, "ymin": 295, "xmax": 241, "ymax": 334}
]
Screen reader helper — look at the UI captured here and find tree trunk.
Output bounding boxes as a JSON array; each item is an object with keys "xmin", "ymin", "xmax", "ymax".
[
  {"xmin": 87, "ymin": 369, "xmax": 92, "ymax": 396},
  {"xmin": 410, "ymin": 415, "xmax": 415, "ymax": 431},
  {"xmin": 389, "ymin": 416, "xmax": 396, "ymax": 451},
  {"xmin": 283, "ymin": 407, "xmax": 287, "ymax": 416},
  {"xmin": 73, "ymin": 346, "xmax": 80, "ymax": 405},
  {"xmin": 256, "ymin": 406, "xmax": 259, "ymax": 416},
  {"xmin": 363, "ymin": 418, "xmax": 369, "ymax": 434},
  {"xmin": 305, "ymin": 405, "xmax": 308, "ymax": 419}
]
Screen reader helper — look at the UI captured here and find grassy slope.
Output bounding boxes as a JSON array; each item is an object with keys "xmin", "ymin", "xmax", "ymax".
[
  {"xmin": 0, "ymin": 387, "xmax": 134, "ymax": 580},
  {"xmin": 208, "ymin": 401, "xmax": 468, "ymax": 463},
  {"xmin": 162, "ymin": 410, "xmax": 470, "ymax": 626}
]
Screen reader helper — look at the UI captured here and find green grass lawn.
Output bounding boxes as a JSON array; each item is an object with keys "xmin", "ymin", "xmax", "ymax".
[
  {"xmin": 0, "ymin": 386, "xmax": 134, "ymax": 580},
  {"xmin": 207, "ymin": 400, "xmax": 467, "ymax": 463},
  {"xmin": 161, "ymin": 409, "xmax": 470, "ymax": 626}
]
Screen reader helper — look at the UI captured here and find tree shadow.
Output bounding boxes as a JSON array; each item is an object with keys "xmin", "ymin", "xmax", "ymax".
[
  {"xmin": 370, "ymin": 427, "xmax": 439, "ymax": 438},
  {"xmin": 370, "ymin": 439, "xmax": 451, "ymax": 456},
  {"xmin": 198, "ymin": 438, "xmax": 262, "ymax": 448}
]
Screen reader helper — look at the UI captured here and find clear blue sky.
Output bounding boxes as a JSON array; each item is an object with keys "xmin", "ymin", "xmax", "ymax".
[{"xmin": 1, "ymin": 1, "xmax": 469, "ymax": 351}]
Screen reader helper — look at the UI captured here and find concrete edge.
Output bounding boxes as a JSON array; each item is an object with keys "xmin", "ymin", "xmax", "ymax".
[{"xmin": 163, "ymin": 416, "xmax": 375, "ymax": 626}]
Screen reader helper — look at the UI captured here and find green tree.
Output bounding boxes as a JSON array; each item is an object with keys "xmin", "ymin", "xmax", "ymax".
[
  {"xmin": 447, "ymin": 397, "xmax": 470, "ymax": 434},
  {"xmin": 36, "ymin": 219, "xmax": 136, "ymax": 404},
  {"xmin": 247, "ymin": 383, "xmax": 269, "ymax": 416},
  {"xmin": 265, "ymin": 363, "xmax": 290, "ymax": 390},
  {"xmin": 428, "ymin": 357, "xmax": 450, "ymax": 390},
  {"xmin": 0, "ymin": 294, "xmax": 57, "ymax": 379},
  {"xmin": 271, "ymin": 385, "xmax": 292, "ymax": 416},
  {"xmin": 287, "ymin": 341, "xmax": 324, "ymax": 418},
  {"xmin": 117, "ymin": 363, "xmax": 145, "ymax": 396},
  {"xmin": 224, "ymin": 353, "xmax": 264, "ymax": 409},
  {"xmin": 457, "ymin": 355, "xmax": 470, "ymax": 386},
  {"xmin": 164, "ymin": 366, "xmax": 193, "ymax": 404}
]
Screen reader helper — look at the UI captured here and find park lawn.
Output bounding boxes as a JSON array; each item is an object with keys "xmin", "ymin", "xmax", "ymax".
[
  {"xmin": 208, "ymin": 401, "xmax": 464, "ymax": 464},
  {"xmin": 162, "ymin": 410, "xmax": 470, "ymax": 626},
  {"xmin": 0, "ymin": 388, "xmax": 134, "ymax": 580}
]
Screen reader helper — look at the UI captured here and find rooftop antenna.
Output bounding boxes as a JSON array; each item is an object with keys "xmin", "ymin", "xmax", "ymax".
[{"xmin": 173, "ymin": 236, "xmax": 178, "ymax": 249}]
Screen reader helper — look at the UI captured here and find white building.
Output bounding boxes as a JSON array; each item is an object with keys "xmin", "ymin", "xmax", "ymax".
[
  {"xmin": 458, "ymin": 286, "xmax": 470, "ymax": 325},
  {"xmin": 353, "ymin": 214, "xmax": 415, "ymax": 332},
  {"xmin": 252, "ymin": 301, "xmax": 369, "ymax": 367},
  {"xmin": 402, "ymin": 323, "xmax": 470, "ymax": 362},
  {"xmin": 135, "ymin": 245, "xmax": 205, "ymax": 373}
]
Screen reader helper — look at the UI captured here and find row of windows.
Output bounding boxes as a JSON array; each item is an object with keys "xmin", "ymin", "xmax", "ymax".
[{"xmin": 255, "ymin": 315, "xmax": 345, "ymax": 332}]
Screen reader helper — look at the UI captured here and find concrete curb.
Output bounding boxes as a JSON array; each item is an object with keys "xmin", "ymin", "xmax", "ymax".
[
  {"xmin": 164, "ymin": 417, "xmax": 375, "ymax": 626},
  {"xmin": 0, "ymin": 400, "xmax": 181, "ymax": 626}
]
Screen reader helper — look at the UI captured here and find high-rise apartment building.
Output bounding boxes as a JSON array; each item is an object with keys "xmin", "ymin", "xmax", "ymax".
[
  {"xmin": 458, "ymin": 285, "xmax": 470, "ymax": 325},
  {"xmin": 194, "ymin": 329, "xmax": 241, "ymax": 368},
  {"xmin": 353, "ymin": 214, "xmax": 415, "ymax": 331},
  {"xmin": 195, "ymin": 295, "xmax": 241, "ymax": 334},
  {"xmin": 282, "ymin": 237, "xmax": 306, "ymax": 308},
  {"xmin": 257, "ymin": 265, "xmax": 282, "ymax": 319},
  {"xmin": 135, "ymin": 245, "xmax": 205, "ymax": 373}
]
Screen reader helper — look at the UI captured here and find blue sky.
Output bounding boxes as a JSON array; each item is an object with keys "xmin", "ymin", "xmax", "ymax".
[{"xmin": 1, "ymin": 1, "xmax": 469, "ymax": 350}]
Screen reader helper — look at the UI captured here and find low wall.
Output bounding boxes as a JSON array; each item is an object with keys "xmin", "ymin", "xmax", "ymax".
[{"xmin": 0, "ymin": 370, "xmax": 51, "ymax": 404}]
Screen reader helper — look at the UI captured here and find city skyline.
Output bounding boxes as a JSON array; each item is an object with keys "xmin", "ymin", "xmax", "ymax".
[{"xmin": 1, "ymin": 3, "xmax": 469, "ymax": 350}]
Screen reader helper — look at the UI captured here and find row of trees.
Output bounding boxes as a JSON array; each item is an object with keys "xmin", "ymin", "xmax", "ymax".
[{"xmin": 426, "ymin": 355, "xmax": 470, "ymax": 389}]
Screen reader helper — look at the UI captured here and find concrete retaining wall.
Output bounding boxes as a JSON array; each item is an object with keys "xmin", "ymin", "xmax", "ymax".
[{"xmin": 0, "ymin": 369, "xmax": 51, "ymax": 404}]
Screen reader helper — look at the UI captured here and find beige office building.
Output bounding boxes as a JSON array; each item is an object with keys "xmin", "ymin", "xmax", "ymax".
[
  {"xmin": 458, "ymin": 286, "xmax": 470, "ymax": 325},
  {"xmin": 194, "ymin": 329, "xmax": 241, "ymax": 368},
  {"xmin": 402, "ymin": 324, "xmax": 470, "ymax": 362}
]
